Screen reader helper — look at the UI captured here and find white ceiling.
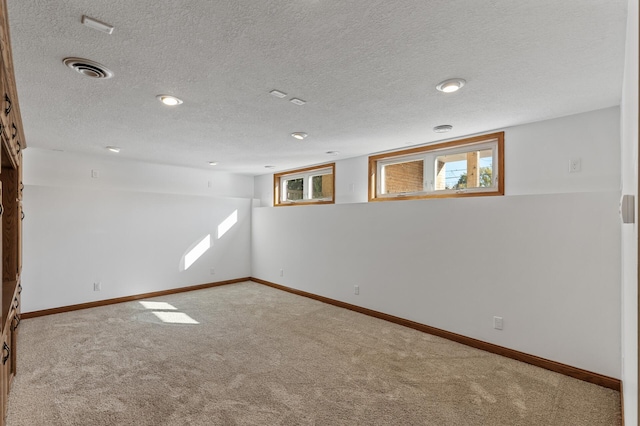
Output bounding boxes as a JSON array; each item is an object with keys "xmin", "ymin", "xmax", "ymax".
[{"xmin": 7, "ymin": 0, "xmax": 628, "ymax": 175}]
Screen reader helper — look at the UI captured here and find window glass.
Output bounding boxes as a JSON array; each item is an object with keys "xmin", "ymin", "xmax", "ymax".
[
  {"xmin": 368, "ymin": 132, "xmax": 504, "ymax": 201},
  {"xmin": 311, "ymin": 174, "xmax": 332, "ymax": 199},
  {"xmin": 284, "ymin": 178, "xmax": 304, "ymax": 201},
  {"xmin": 435, "ymin": 148, "xmax": 493, "ymax": 191},
  {"xmin": 274, "ymin": 164, "xmax": 335, "ymax": 206},
  {"xmin": 381, "ymin": 159, "xmax": 424, "ymax": 195}
]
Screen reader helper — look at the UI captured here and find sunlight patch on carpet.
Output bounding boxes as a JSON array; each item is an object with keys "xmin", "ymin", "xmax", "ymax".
[
  {"xmin": 139, "ymin": 301, "xmax": 177, "ymax": 310},
  {"xmin": 152, "ymin": 311, "xmax": 199, "ymax": 324}
]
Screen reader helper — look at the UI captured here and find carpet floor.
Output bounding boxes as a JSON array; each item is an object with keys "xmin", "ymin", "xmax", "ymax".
[{"xmin": 6, "ymin": 281, "xmax": 620, "ymax": 425}]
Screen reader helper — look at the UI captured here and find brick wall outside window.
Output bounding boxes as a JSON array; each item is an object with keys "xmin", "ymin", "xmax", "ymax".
[{"xmin": 384, "ymin": 160, "xmax": 423, "ymax": 193}]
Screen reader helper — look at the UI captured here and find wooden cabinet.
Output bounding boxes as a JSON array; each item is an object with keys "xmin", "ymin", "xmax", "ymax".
[{"xmin": 0, "ymin": 0, "xmax": 24, "ymax": 424}]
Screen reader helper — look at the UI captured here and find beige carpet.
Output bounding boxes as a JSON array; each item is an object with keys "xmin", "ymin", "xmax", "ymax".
[{"xmin": 6, "ymin": 281, "xmax": 620, "ymax": 425}]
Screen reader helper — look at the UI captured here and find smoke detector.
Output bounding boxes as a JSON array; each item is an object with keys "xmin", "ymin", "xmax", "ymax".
[{"xmin": 63, "ymin": 57, "xmax": 113, "ymax": 79}]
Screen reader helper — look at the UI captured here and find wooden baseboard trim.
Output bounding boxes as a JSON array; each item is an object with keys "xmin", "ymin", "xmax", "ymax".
[
  {"xmin": 620, "ymin": 381, "xmax": 624, "ymax": 426},
  {"xmin": 20, "ymin": 276, "xmax": 622, "ymax": 392},
  {"xmin": 21, "ymin": 278, "xmax": 249, "ymax": 319},
  {"xmin": 251, "ymin": 278, "xmax": 621, "ymax": 391}
]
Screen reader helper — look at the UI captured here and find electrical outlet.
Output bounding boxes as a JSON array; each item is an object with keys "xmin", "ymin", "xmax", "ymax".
[
  {"xmin": 493, "ymin": 316, "xmax": 503, "ymax": 330},
  {"xmin": 569, "ymin": 158, "xmax": 581, "ymax": 173},
  {"xmin": 91, "ymin": 169, "xmax": 99, "ymax": 178},
  {"xmin": 93, "ymin": 282, "xmax": 101, "ymax": 291},
  {"xmin": 280, "ymin": 269, "xmax": 284, "ymax": 277},
  {"xmin": 354, "ymin": 285, "xmax": 359, "ymax": 295},
  {"xmin": 210, "ymin": 268, "xmax": 215, "ymax": 275}
]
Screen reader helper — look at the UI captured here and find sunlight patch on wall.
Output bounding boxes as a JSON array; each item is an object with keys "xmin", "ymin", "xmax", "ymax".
[
  {"xmin": 139, "ymin": 301, "xmax": 177, "ymax": 310},
  {"xmin": 152, "ymin": 311, "xmax": 199, "ymax": 324},
  {"xmin": 183, "ymin": 234, "xmax": 212, "ymax": 270},
  {"xmin": 217, "ymin": 210, "xmax": 238, "ymax": 239}
]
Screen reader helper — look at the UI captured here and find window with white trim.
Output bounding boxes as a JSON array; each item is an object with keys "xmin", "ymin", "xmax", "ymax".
[
  {"xmin": 369, "ymin": 132, "xmax": 504, "ymax": 201},
  {"xmin": 274, "ymin": 163, "xmax": 335, "ymax": 206}
]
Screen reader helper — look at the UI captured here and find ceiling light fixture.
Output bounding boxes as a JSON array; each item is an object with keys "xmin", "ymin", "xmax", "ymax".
[
  {"xmin": 291, "ymin": 132, "xmax": 307, "ymax": 140},
  {"xmin": 81, "ymin": 15, "xmax": 114, "ymax": 35},
  {"xmin": 208, "ymin": 161, "xmax": 218, "ymax": 166},
  {"xmin": 436, "ymin": 78, "xmax": 466, "ymax": 93},
  {"xmin": 270, "ymin": 90, "xmax": 287, "ymax": 98},
  {"xmin": 326, "ymin": 151, "xmax": 340, "ymax": 156},
  {"xmin": 433, "ymin": 125, "xmax": 453, "ymax": 133},
  {"xmin": 290, "ymin": 98, "xmax": 306, "ymax": 106},
  {"xmin": 106, "ymin": 146, "xmax": 120, "ymax": 153},
  {"xmin": 156, "ymin": 95, "xmax": 183, "ymax": 106}
]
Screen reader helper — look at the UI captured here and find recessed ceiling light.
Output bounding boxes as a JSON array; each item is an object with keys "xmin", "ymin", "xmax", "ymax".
[
  {"xmin": 433, "ymin": 125, "xmax": 453, "ymax": 133},
  {"xmin": 290, "ymin": 98, "xmax": 306, "ymax": 106},
  {"xmin": 326, "ymin": 151, "xmax": 340, "ymax": 156},
  {"xmin": 106, "ymin": 146, "xmax": 120, "ymax": 153},
  {"xmin": 436, "ymin": 78, "xmax": 466, "ymax": 93},
  {"xmin": 81, "ymin": 15, "xmax": 114, "ymax": 35},
  {"xmin": 265, "ymin": 165, "xmax": 275, "ymax": 169},
  {"xmin": 270, "ymin": 90, "xmax": 287, "ymax": 98},
  {"xmin": 208, "ymin": 161, "xmax": 218, "ymax": 166},
  {"xmin": 156, "ymin": 95, "xmax": 183, "ymax": 106},
  {"xmin": 291, "ymin": 132, "xmax": 308, "ymax": 140}
]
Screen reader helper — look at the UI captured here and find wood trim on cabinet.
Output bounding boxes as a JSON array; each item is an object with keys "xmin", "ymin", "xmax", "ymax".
[
  {"xmin": 21, "ymin": 278, "xmax": 249, "ymax": 319},
  {"xmin": 250, "ymin": 277, "xmax": 621, "ymax": 391},
  {"xmin": 0, "ymin": 0, "xmax": 25, "ymax": 152}
]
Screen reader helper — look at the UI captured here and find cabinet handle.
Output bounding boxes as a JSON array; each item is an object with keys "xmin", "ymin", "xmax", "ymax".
[
  {"xmin": 18, "ymin": 283, "xmax": 22, "ymax": 294},
  {"xmin": 11, "ymin": 314, "xmax": 19, "ymax": 331},
  {"xmin": 4, "ymin": 94, "xmax": 11, "ymax": 115},
  {"xmin": 16, "ymin": 140, "xmax": 20, "ymax": 153},
  {"xmin": 19, "ymin": 182, "xmax": 24, "ymax": 193},
  {"xmin": 11, "ymin": 123, "xmax": 16, "ymax": 139},
  {"xmin": 21, "ymin": 210, "xmax": 24, "ymax": 220},
  {"xmin": 0, "ymin": 204, "xmax": 4, "ymax": 216},
  {"xmin": 2, "ymin": 343, "xmax": 9, "ymax": 365},
  {"xmin": 13, "ymin": 297, "xmax": 18, "ymax": 310}
]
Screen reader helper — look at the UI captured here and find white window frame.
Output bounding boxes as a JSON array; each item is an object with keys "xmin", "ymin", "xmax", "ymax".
[
  {"xmin": 369, "ymin": 132, "xmax": 504, "ymax": 201},
  {"xmin": 274, "ymin": 163, "xmax": 335, "ymax": 206}
]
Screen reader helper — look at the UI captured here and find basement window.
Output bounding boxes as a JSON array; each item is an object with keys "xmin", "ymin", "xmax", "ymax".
[
  {"xmin": 368, "ymin": 132, "xmax": 504, "ymax": 201},
  {"xmin": 274, "ymin": 163, "xmax": 335, "ymax": 206}
]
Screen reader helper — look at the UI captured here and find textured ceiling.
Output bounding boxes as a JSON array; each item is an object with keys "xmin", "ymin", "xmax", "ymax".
[{"xmin": 7, "ymin": 0, "xmax": 628, "ymax": 175}]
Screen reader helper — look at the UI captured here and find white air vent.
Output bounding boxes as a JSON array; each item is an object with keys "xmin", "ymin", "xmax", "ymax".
[{"xmin": 63, "ymin": 57, "xmax": 113, "ymax": 79}]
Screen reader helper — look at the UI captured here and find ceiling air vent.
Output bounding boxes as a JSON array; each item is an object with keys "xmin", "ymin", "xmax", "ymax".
[{"xmin": 63, "ymin": 57, "xmax": 113, "ymax": 79}]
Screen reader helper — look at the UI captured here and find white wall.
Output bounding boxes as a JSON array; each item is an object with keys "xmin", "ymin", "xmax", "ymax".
[
  {"xmin": 24, "ymin": 148, "xmax": 254, "ymax": 198},
  {"xmin": 22, "ymin": 149, "xmax": 253, "ymax": 312},
  {"xmin": 620, "ymin": 0, "xmax": 638, "ymax": 422},
  {"xmin": 334, "ymin": 155, "xmax": 369, "ymax": 204},
  {"xmin": 252, "ymin": 108, "xmax": 624, "ymax": 378},
  {"xmin": 254, "ymin": 107, "xmax": 621, "ymax": 204},
  {"xmin": 505, "ymin": 107, "xmax": 620, "ymax": 195},
  {"xmin": 252, "ymin": 192, "xmax": 621, "ymax": 377}
]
